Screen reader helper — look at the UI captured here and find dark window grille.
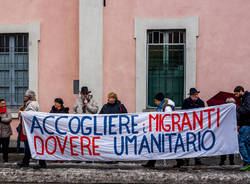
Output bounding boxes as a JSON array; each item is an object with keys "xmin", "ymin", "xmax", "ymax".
[
  {"xmin": 147, "ymin": 30, "xmax": 185, "ymax": 107},
  {"xmin": 0, "ymin": 34, "xmax": 29, "ymax": 112}
]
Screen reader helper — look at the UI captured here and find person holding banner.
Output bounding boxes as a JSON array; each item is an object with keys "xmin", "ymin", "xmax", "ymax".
[
  {"xmin": 50, "ymin": 98, "xmax": 69, "ymax": 113},
  {"xmin": 50, "ymin": 98, "xmax": 69, "ymax": 163},
  {"xmin": 100, "ymin": 92, "xmax": 127, "ymax": 164},
  {"xmin": 99, "ymin": 92, "xmax": 127, "ymax": 114},
  {"xmin": 175, "ymin": 88, "xmax": 205, "ymax": 168},
  {"xmin": 17, "ymin": 90, "xmax": 47, "ymax": 169},
  {"xmin": 0, "ymin": 99, "xmax": 12, "ymax": 163},
  {"xmin": 142, "ymin": 92, "xmax": 175, "ymax": 168},
  {"xmin": 73, "ymin": 86, "xmax": 98, "ymax": 114},
  {"xmin": 234, "ymin": 86, "xmax": 250, "ymax": 171}
]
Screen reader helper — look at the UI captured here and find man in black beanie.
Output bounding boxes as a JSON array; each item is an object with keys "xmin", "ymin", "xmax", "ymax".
[{"xmin": 142, "ymin": 92, "xmax": 175, "ymax": 168}]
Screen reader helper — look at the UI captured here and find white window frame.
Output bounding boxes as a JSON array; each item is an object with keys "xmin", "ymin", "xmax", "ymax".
[
  {"xmin": 134, "ymin": 16, "xmax": 199, "ymax": 112},
  {"xmin": 0, "ymin": 22, "xmax": 40, "ymax": 116}
]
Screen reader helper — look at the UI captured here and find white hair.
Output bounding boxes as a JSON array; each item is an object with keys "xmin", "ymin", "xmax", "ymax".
[
  {"xmin": 25, "ymin": 90, "xmax": 36, "ymax": 98},
  {"xmin": 225, "ymin": 97, "xmax": 236, "ymax": 103}
]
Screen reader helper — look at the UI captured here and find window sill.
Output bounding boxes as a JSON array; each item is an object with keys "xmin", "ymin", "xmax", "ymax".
[{"xmin": 143, "ymin": 107, "xmax": 181, "ymax": 112}]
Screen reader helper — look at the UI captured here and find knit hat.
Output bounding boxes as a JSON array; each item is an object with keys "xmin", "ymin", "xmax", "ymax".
[
  {"xmin": 154, "ymin": 93, "xmax": 165, "ymax": 101},
  {"xmin": 24, "ymin": 90, "xmax": 36, "ymax": 98}
]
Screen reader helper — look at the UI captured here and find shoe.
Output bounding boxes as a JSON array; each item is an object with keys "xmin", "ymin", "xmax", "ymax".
[
  {"xmin": 17, "ymin": 162, "xmax": 29, "ymax": 167},
  {"xmin": 229, "ymin": 161, "xmax": 235, "ymax": 165},
  {"xmin": 142, "ymin": 163, "xmax": 155, "ymax": 168},
  {"xmin": 33, "ymin": 164, "xmax": 47, "ymax": 169},
  {"xmin": 195, "ymin": 161, "xmax": 204, "ymax": 166},
  {"xmin": 174, "ymin": 160, "xmax": 184, "ymax": 168},
  {"xmin": 243, "ymin": 162, "xmax": 248, "ymax": 166},
  {"xmin": 240, "ymin": 164, "xmax": 250, "ymax": 171},
  {"xmin": 219, "ymin": 161, "xmax": 225, "ymax": 166},
  {"xmin": 173, "ymin": 164, "xmax": 182, "ymax": 168},
  {"xmin": 184, "ymin": 159, "xmax": 190, "ymax": 166}
]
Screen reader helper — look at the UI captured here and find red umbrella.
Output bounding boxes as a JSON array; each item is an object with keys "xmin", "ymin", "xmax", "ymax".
[{"xmin": 207, "ymin": 91, "xmax": 240, "ymax": 107}]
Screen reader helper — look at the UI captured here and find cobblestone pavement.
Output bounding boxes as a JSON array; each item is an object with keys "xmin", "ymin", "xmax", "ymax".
[{"xmin": 0, "ymin": 153, "xmax": 249, "ymax": 183}]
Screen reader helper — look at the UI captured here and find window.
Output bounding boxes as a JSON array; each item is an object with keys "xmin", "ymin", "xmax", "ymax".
[
  {"xmin": 147, "ymin": 30, "xmax": 185, "ymax": 107},
  {"xmin": 0, "ymin": 34, "xmax": 29, "ymax": 112}
]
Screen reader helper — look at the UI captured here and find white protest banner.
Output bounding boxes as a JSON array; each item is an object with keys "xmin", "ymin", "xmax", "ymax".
[{"xmin": 21, "ymin": 103, "xmax": 239, "ymax": 161}]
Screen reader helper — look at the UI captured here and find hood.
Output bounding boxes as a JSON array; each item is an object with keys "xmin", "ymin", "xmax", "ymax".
[
  {"xmin": 167, "ymin": 98, "xmax": 175, "ymax": 106},
  {"xmin": 244, "ymin": 91, "xmax": 250, "ymax": 97}
]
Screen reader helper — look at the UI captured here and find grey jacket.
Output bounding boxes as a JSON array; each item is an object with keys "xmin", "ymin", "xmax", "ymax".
[
  {"xmin": 0, "ymin": 109, "xmax": 12, "ymax": 138},
  {"xmin": 73, "ymin": 95, "xmax": 98, "ymax": 114},
  {"xmin": 22, "ymin": 100, "xmax": 40, "ymax": 135}
]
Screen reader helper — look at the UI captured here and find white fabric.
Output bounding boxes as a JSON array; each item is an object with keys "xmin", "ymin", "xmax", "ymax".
[
  {"xmin": 164, "ymin": 98, "xmax": 175, "ymax": 112},
  {"xmin": 21, "ymin": 103, "xmax": 239, "ymax": 161}
]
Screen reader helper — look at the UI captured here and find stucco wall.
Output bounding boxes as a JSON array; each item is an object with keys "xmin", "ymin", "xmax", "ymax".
[
  {"xmin": 103, "ymin": 0, "xmax": 250, "ymax": 112},
  {"xmin": 1, "ymin": 0, "xmax": 250, "ymax": 141},
  {"xmin": 0, "ymin": 0, "xmax": 79, "ymax": 141}
]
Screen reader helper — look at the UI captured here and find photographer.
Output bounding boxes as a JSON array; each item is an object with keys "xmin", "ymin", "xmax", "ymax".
[{"xmin": 73, "ymin": 86, "xmax": 98, "ymax": 114}]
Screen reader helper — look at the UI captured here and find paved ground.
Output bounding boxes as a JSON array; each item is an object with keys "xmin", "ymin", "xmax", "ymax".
[{"xmin": 0, "ymin": 153, "xmax": 249, "ymax": 183}]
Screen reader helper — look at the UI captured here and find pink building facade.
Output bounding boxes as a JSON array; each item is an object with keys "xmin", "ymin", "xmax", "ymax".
[{"xmin": 0, "ymin": 0, "xmax": 249, "ymax": 142}]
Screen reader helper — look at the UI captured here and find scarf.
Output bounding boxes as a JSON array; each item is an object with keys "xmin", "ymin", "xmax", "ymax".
[
  {"xmin": 156, "ymin": 99, "xmax": 165, "ymax": 112},
  {"xmin": 0, "ymin": 106, "xmax": 7, "ymax": 114}
]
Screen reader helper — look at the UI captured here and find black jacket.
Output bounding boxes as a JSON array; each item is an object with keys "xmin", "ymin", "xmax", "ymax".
[
  {"xmin": 99, "ymin": 100, "xmax": 127, "ymax": 114},
  {"xmin": 50, "ymin": 106, "xmax": 69, "ymax": 113},
  {"xmin": 182, "ymin": 97, "xmax": 205, "ymax": 110},
  {"xmin": 237, "ymin": 91, "xmax": 250, "ymax": 126}
]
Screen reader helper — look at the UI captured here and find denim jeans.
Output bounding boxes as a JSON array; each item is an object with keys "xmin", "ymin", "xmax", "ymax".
[{"xmin": 238, "ymin": 126, "xmax": 250, "ymax": 164}]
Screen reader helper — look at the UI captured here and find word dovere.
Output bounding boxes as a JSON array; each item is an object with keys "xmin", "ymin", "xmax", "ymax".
[{"xmin": 34, "ymin": 135, "xmax": 100, "ymax": 156}]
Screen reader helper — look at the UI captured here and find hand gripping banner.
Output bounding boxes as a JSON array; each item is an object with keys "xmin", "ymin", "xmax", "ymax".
[{"xmin": 21, "ymin": 103, "xmax": 239, "ymax": 161}]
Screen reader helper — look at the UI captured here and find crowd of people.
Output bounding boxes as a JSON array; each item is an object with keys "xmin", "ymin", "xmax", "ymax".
[
  {"xmin": 142, "ymin": 87, "xmax": 249, "ymax": 171},
  {"xmin": 0, "ymin": 85, "xmax": 249, "ymax": 171}
]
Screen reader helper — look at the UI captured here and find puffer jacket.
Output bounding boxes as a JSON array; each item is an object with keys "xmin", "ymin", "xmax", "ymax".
[
  {"xmin": 99, "ymin": 100, "xmax": 127, "ymax": 114},
  {"xmin": 182, "ymin": 97, "xmax": 205, "ymax": 110},
  {"xmin": 73, "ymin": 94, "xmax": 98, "ymax": 114},
  {"xmin": 0, "ymin": 109, "xmax": 12, "ymax": 138},
  {"xmin": 50, "ymin": 106, "xmax": 69, "ymax": 113},
  {"xmin": 237, "ymin": 91, "xmax": 250, "ymax": 126}
]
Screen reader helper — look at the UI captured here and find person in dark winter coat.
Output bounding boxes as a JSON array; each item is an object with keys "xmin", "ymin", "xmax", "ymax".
[
  {"xmin": 0, "ymin": 99, "xmax": 12, "ymax": 163},
  {"xmin": 99, "ymin": 92, "xmax": 127, "ymax": 164},
  {"xmin": 175, "ymin": 88, "xmax": 205, "ymax": 168},
  {"xmin": 182, "ymin": 88, "xmax": 205, "ymax": 110},
  {"xmin": 100, "ymin": 92, "xmax": 127, "ymax": 114},
  {"xmin": 50, "ymin": 98, "xmax": 69, "ymax": 113},
  {"xmin": 234, "ymin": 86, "xmax": 250, "ymax": 171}
]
